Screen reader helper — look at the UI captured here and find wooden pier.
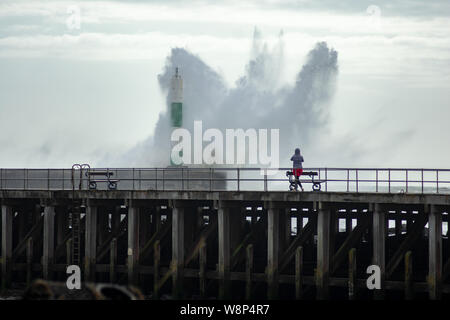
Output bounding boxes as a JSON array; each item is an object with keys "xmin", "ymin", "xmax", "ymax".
[{"xmin": 1, "ymin": 189, "xmax": 449, "ymax": 299}]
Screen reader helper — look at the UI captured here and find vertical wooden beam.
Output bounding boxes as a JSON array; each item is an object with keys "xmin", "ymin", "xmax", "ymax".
[
  {"xmin": 395, "ymin": 211, "xmax": 402, "ymax": 235},
  {"xmin": 127, "ymin": 203, "xmax": 139, "ymax": 286},
  {"xmin": 218, "ymin": 201, "xmax": 230, "ymax": 299},
  {"xmin": 43, "ymin": 205, "xmax": 55, "ymax": 280},
  {"xmin": 110, "ymin": 238, "xmax": 117, "ymax": 283},
  {"xmin": 172, "ymin": 202, "xmax": 184, "ymax": 299},
  {"xmin": 112, "ymin": 206, "xmax": 121, "ymax": 234},
  {"xmin": 284, "ymin": 208, "xmax": 291, "ymax": 251},
  {"xmin": 428, "ymin": 204, "xmax": 442, "ymax": 300},
  {"xmin": 153, "ymin": 240, "xmax": 160, "ymax": 299},
  {"xmin": 348, "ymin": 248, "xmax": 356, "ymax": 300},
  {"xmin": 56, "ymin": 206, "xmax": 68, "ymax": 247},
  {"xmin": 17, "ymin": 211, "xmax": 27, "ymax": 243},
  {"xmin": 316, "ymin": 201, "xmax": 331, "ymax": 300},
  {"xmin": 297, "ymin": 208, "xmax": 303, "ymax": 235},
  {"xmin": 346, "ymin": 211, "xmax": 352, "ymax": 234},
  {"xmin": 295, "ymin": 246, "xmax": 303, "ymax": 300},
  {"xmin": 97, "ymin": 207, "xmax": 109, "ymax": 248},
  {"xmin": 26, "ymin": 237, "xmax": 33, "ymax": 286},
  {"xmin": 1, "ymin": 204, "xmax": 13, "ymax": 289},
  {"xmin": 372, "ymin": 203, "xmax": 386, "ymax": 299},
  {"xmin": 230, "ymin": 207, "xmax": 242, "ymax": 254},
  {"xmin": 139, "ymin": 207, "xmax": 151, "ymax": 249},
  {"xmin": 251, "ymin": 206, "xmax": 258, "ymax": 228},
  {"xmin": 154, "ymin": 206, "xmax": 161, "ymax": 233},
  {"xmin": 405, "ymin": 251, "xmax": 413, "ymax": 300},
  {"xmin": 267, "ymin": 203, "xmax": 280, "ymax": 300},
  {"xmin": 84, "ymin": 204, "xmax": 97, "ymax": 282},
  {"xmin": 245, "ymin": 244, "xmax": 253, "ymax": 300},
  {"xmin": 199, "ymin": 240, "xmax": 207, "ymax": 299}
]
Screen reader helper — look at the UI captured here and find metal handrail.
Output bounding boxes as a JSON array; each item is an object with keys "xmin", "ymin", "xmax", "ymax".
[{"xmin": 0, "ymin": 167, "xmax": 450, "ymax": 194}]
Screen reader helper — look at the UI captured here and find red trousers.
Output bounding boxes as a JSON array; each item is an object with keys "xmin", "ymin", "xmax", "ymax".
[{"xmin": 293, "ymin": 168, "xmax": 303, "ymax": 178}]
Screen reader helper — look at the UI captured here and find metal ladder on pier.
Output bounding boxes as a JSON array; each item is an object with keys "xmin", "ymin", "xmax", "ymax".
[
  {"xmin": 70, "ymin": 164, "xmax": 90, "ymax": 266},
  {"xmin": 71, "ymin": 205, "xmax": 81, "ymax": 266}
]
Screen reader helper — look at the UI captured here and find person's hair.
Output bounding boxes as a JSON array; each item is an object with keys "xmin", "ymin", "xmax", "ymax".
[{"xmin": 295, "ymin": 148, "xmax": 300, "ymax": 155}]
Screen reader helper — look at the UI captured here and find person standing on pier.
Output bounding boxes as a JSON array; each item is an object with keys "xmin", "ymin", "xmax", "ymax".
[{"xmin": 290, "ymin": 148, "xmax": 304, "ymax": 191}]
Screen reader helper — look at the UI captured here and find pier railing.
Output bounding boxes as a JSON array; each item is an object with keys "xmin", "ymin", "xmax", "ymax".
[{"xmin": 0, "ymin": 167, "xmax": 450, "ymax": 193}]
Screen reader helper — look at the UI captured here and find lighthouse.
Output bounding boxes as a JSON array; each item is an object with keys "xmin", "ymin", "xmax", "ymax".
[{"xmin": 170, "ymin": 67, "xmax": 183, "ymax": 166}]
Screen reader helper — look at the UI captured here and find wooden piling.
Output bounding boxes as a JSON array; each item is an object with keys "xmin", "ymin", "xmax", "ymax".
[
  {"xmin": 348, "ymin": 248, "xmax": 356, "ymax": 300},
  {"xmin": 1, "ymin": 204, "xmax": 13, "ymax": 289},
  {"xmin": 128, "ymin": 203, "xmax": 140, "ymax": 286},
  {"xmin": 372, "ymin": 203, "xmax": 386, "ymax": 299},
  {"xmin": 98, "ymin": 207, "xmax": 109, "ymax": 248},
  {"xmin": 346, "ymin": 214, "xmax": 352, "ymax": 234},
  {"xmin": 295, "ymin": 246, "xmax": 303, "ymax": 300},
  {"xmin": 112, "ymin": 206, "xmax": 121, "ymax": 234},
  {"xmin": 245, "ymin": 244, "xmax": 253, "ymax": 300},
  {"xmin": 297, "ymin": 209, "xmax": 303, "ymax": 235},
  {"xmin": 218, "ymin": 202, "xmax": 230, "ymax": 299},
  {"xmin": 172, "ymin": 203, "xmax": 184, "ymax": 299},
  {"xmin": 56, "ymin": 207, "xmax": 68, "ymax": 247},
  {"xmin": 85, "ymin": 204, "xmax": 97, "ymax": 282},
  {"xmin": 428, "ymin": 204, "xmax": 442, "ymax": 300},
  {"xmin": 405, "ymin": 250, "xmax": 413, "ymax": 300},
  {"xmin": 284, "ymin": 209, "xmax": 291, "ymax": 250},
  {"xmin": 110, "ymin": 238, "xmax": 117, "ymax": 283},
  {"xmin": 139, "ymin": 208, "xmax": 151, "ymax": 249},
  {"xmin": 153, "ymin": 240, "xmax": 160, "ymax": 299},
  {"xmin": 316, "ymin": 202, "xmax": 331, "ymax": 300},
  {"xmin": 199, "ymin": 240, "xmax": 206, "ymax": 298},
  {"xmin": 267, "ymin": 204, "xmax": 280, "ymax": 300},
  {"xmin": 43, "ymin": 205, "xmax": 55, "ymax": 280},
  {"xmin": 26, "ymin": 237, "xmax": 33, "ymax": 286}
]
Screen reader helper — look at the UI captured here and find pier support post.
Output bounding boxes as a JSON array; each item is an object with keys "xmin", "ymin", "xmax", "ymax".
[
  {"xmin": 43, "ymin": 205, "xmax": 55, "ymax": 280},
  {"xmin": 245, "ymin": 244, "xmax": 253, "ymax": 300},
  {"xmin": 85, "ymin": 203, "xmax": 97, "ymax": 282},
  {"xmin": 316, "ymin": 201, "xmax": 331, "ymax": 300},
  {"xmin": 372, "ymin": 203, "xmax": 386, "ymax": 299},
  {"xmin": 266, "ymin": 201, "xmax": 281, "ymax": 300},
  {"xmin": 199, "ymin": 240, "xmax": 207, "ymax": 299},
  {"xmin": 56, "ymin": 206, "xmax": 68, "ymax": 248},
  {"xmin": 295, "ymin": 246, "xmax": 303, "ymax": 300},
  {"xmin": 348, "ymin": 248, "xmax": 356, "ymax": 300},
  {"xmin": 428, "ymin": 204, "xmax": 442, "ymax": 300},
  {"xmin": 297, "ymin": 208, "xmax": 303, "ymax": 235},
  {"xmin": 171, "ymin": 200, "xmax": 185, "ymax": 299},
  {"xmin": 110, "ymin": 238, "xmax": 117, "ymax": 283},
  {"xmin": 405, "ymin": 251, "xmax": 413, "ymax": 300},
  {"xmin": 1, "ymin": 205, "xmax": 13, "ymax": 289},
  {"xmin": 98, "ymin": 207, "xmax": 109, "ymax": 248},
  {"xmin": 127, "ymin": 201, "xmax": 139, "ymax": 286},
  {"xmin": 26, "ymin": 237, "xmax": 33, "ymax": 286},
  {"xmin": 139, "ymin": 208, "xmax": 151, "ymax": 249},
  {"xmin": 154, "ymin": 240, "xmax": 160, "ymax": 299},
  {"xmin": 112, "ymin": 206, "xmax": 121, "ymax": 234},
  {"xmin": 283, "ymin": 208, "xmax": 291, "ymax": 250},
  {"xmin": 346, "ymin": 212, "xmax": 352, "ymax": 234},
  {"xmin": 217, "ymin": 200, "xmax": 231, "ymax": 299}
]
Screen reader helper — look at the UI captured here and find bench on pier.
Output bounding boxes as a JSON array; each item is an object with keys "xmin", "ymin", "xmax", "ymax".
[
  {"xmin": 85, "ymin": 170, "xmax": 119, "ymax": 190},
  {"xmin": 286, "ymin": 170, "xmax": 324, "ymax": 191}
]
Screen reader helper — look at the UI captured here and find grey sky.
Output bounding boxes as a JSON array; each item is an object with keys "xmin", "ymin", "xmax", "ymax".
[{"xmin": 0, "ymin": 0, "xmax": 449, "ymax": 168}]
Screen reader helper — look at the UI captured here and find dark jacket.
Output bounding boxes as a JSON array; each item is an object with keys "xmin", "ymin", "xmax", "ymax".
[{"xmin": 291, "ymin": 151, "xmax": 304, "ymax": 169}]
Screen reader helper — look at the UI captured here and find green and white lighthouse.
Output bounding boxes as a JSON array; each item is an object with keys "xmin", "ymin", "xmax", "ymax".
[{"xmin": 170, "ymin": 67, "xmax": 183, "ymax": 166}]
